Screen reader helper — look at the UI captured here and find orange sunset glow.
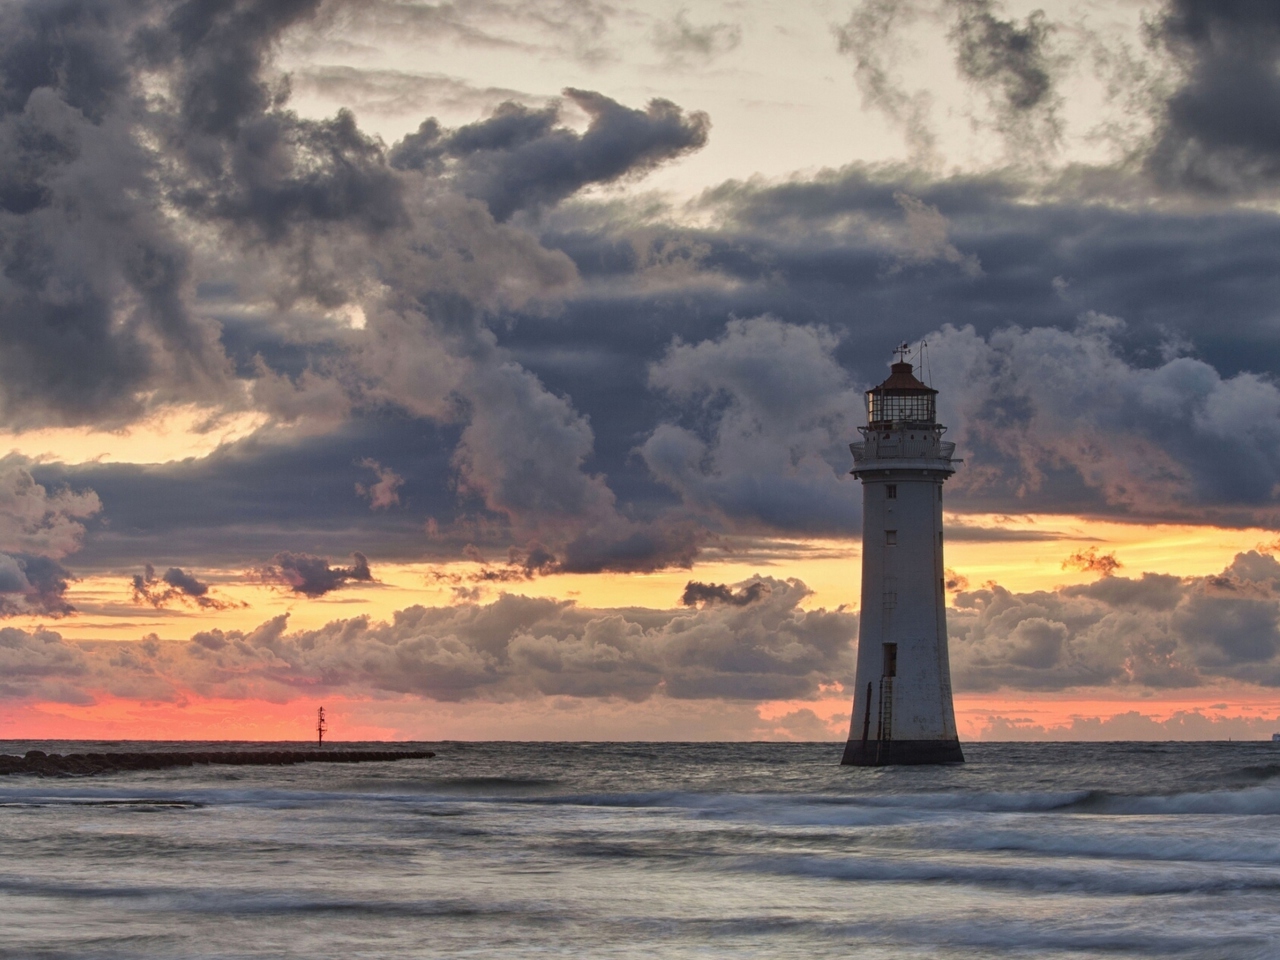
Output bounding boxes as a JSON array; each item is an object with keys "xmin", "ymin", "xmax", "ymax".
[
  {"xmin": 4, "ymin": 510, "xmax": 1278, "ymax": 742},
  {"xmin": 4, "ymin": 456, "xmax": 1278, "ymax": 742}
]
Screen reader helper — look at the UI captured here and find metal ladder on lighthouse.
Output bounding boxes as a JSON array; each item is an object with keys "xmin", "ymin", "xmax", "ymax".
[{"xmin": 876, "ymin": 676, "xmax": 894, "ymax": 762}]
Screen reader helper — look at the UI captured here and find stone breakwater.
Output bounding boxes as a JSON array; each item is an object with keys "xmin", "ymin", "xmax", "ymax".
[{"xmin": 0, "ymin": 749, "xmax": 435, "ymax": 777}]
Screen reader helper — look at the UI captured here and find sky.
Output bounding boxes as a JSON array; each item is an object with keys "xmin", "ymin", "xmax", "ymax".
[{"xmin": 2, "ymin": 0, "xmax": 1280, "ymax": 743}]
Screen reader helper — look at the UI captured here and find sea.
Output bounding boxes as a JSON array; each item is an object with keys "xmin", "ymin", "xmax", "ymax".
[{"xmin": 1, "ymin": 740, "xmax": 1278, "ymax": 959}]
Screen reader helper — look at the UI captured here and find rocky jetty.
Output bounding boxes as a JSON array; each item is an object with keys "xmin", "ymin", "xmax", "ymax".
[{"xmin": 0, "ymin": 749, "xmax": 435, "ymax": 778}]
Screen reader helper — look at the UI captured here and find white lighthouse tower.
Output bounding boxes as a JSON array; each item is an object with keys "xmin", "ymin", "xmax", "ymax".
[{"xmin": 841, "ymin": 347, "xmax": 963, "ymax": 765}]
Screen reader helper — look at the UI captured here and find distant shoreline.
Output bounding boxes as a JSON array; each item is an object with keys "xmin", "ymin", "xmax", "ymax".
[{"xmin": 0, "ymin": 749, "xmax": 435, "ymax": 778}]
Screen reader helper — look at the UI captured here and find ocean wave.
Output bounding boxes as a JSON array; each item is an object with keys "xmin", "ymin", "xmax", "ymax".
[
  {"xmin": 395, "ymin": 783, "xmax": 1280, "ymax": 828},
  {"xmin": 659, "ymin": 915, "xmax": 1270, "ymax": 957},
  {"xmin": 0, "ymin": 876, "xmax": 558, "ymax": 920},
  {"xmin": 9, "ymin": 777, "xmax": 1280, "ymax": 825},
  {"xmin": 740, "ymin": 852, "xmax": 1280, "ymax": 895},
  {"xmin": 407, "ymin": 776, "xmax": 562, "ymax": 793},
  {"xmin": 0, "ymin": 798, "xmax": 203, "ymax": 810},
  {"xmin": 579, "ymin": 784, "xmax": 1280, "ymax": 820},
  {"xmin": 944, "ymin": 825, "xmax": 1280, "ymax": 865},
  {"xmin": 805, "ymin": 786, "xmax": 1280, "ymax": 818},
  {"xmin": 1229, "ymin": 763, "xmax": 1280, "ymax": 784},
  {"xmin": 1066, "ymin": 785, "xmax": 1280, "ymax": 816}
]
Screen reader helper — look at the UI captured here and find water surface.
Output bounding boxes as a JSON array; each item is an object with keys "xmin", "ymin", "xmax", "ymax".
[{"xmin": 1, "ymin": 741, "xmax": 1277, "ymax": 959}]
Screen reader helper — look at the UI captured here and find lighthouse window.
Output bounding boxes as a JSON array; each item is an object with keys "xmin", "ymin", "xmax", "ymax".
[
  {"xmin": 869, "ymin": 391, "xmax": 935, "ymax": 425},
  {"xmin": 886, "ymin": 484, "xmax": 897, "ymax": 499},
  {"xmin": 885, "ymin": 530, "xmax": 897, "ymax": 545}
]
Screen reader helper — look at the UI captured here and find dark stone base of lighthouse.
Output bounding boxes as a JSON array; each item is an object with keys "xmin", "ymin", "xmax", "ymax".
[{"xmin": 840, "ymin": 739, "xmax": 965, "ymax": 766}]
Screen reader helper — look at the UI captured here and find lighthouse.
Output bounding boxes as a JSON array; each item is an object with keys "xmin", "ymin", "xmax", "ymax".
[{"xmin": 841, "ymin": 347, "xmax": 964, "ymax": 765}]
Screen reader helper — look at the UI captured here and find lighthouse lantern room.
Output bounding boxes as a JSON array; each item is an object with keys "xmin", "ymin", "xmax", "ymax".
[{"xmin": 841, "ymin": 345, "xmax": 964, "ymax": 765}]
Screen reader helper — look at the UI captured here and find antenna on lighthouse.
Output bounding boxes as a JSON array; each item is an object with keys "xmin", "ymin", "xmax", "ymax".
[{"xmin": 317, "ymin": 706, "xmax": 327, "ymax": 746}]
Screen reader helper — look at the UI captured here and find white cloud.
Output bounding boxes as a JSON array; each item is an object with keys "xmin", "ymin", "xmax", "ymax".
[
  {"xmin": 928, "ymin": 318, "xmax": 1280, "ymax": 519},
  {"xmin": 642, "ymin": 316, "xmax": 863, "ymax": 533},
  {"xmin": 950, "ymin": 551, "xmax": 1280, "ymax": 691},
  {"xmin": 0, "ymin": 576, "xmax": 856, "ymax": 706},
  {"xmin": 0, "ymin": 463, "xmax": 101, "ymax": 560}
]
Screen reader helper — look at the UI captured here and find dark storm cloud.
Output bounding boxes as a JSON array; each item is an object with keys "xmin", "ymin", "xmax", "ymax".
[
  {"xmin": 0, "ymin": 1, "xmax": 133, "ymax": 119},
  {"xmin": 143, "ymin": 0, "xmax": 408, "ymax": 245},
  {"xmin": 133, "ymin": 564, "xmax": 207, "ymax": 601},
  {"xmin": 641, "ymin": 317, "xmax": 862, "ymax": 535},
  {"xmin": 29, "ymin": 415, "xmax": 459, "ymax": 572},
  {"xmin": 9, "ymin": 0, "xmax": 1280, "ymax": 582},
  {"xmin": 0, "ymin": 0, "xmax": 595, "ymax": 448},
  {"xmin": 171, "ymin": 106, "xmax": 407, "ymax": 243},
  {"xmin": 0, "ymin": 0, "xmax": 721, "ymax": 576},
  {"xmin": 681, "ymin": 580, "xmax": 769, "ymax": 607},
  {"xmin": 131, "ymin": 564, "xmax": 238, "ymax": 610},
  {"xmin": 834, "ymin": 0, "xmax": 937, "ymax": 161},
  {"xmin": 950, "ymin": 552, "xmax": 1280, "ymax": 690},
  {"xmin": 928, "ymin": 319, "xmax": 1280, "ymax": 522},
  {"xmin": 65, "ymin": 134, "xmax": 1276, "ymax": 567},
  {"xmin": 0, "ymin": 553, "xmax": 75, "ymax": 618},
  {"xmin": 257, "ymin": 551, "xmax": 374, "ymax": 597},
  {"xmin": 157, "ymin": 0, "xmax": 320, "ymax": 135},
  {"xmin": 1063, "ymin": 547, "xmax": 1122, "ymax": 577},
  {"xmin": 944, "ymin": 522, "xmax": 1072, "ymax": 543},
  {"xmin": 518, "ymin": 163, "xmax": 1280, "ymax": 531},
  {"xmin": 0, "ymin": 462, "xmax": 101, "ymax": 560},
  {"xmin": 390, "ymin": 90, "xmax": 710, "ymax": 221},
  {"xmin": 0, "ymin": 463, "xmax": 99, "ymax": 617},
  {"xmin": 161, "ymin": 566, "xmax": 206, "ymax": 597},
  {"xmin": 557, "ymin": 524, "xmax": 701, "ymax": 574},
  {"xmin": 949, "ymin": 0, "xmax": 1054, "ymax": 111},
  {"xmin": 0, "ymin": 576, "xmax": 856, "ymax": 703},
  {"xmin": 1148, "ymin": 0, "xmax": 1280, "ymax": 193},
  {"xmin": 947, "ymin": 0, "xmax": 1060, "ymax": 149},
  {"xmin": 28, "ymin": 399, "xmax": 694, "ymax": 581},
  {"xmin": 835, "ymin": 0, "xmax": 1062, "ymax": 161},
  {"xmin": 125, "ymin": 4, "xmax": 701, "ymax": 577},
  {"xmin": 443, "ymin": 335, "xmax": 707, "ymax": 575},
  {"xmin": 0, "ymin": 0, "xmax": 405, "ymax": 428},
  {"xmin": 0, "ymin": 0, "xmax": 227, "ymax": 428}
]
